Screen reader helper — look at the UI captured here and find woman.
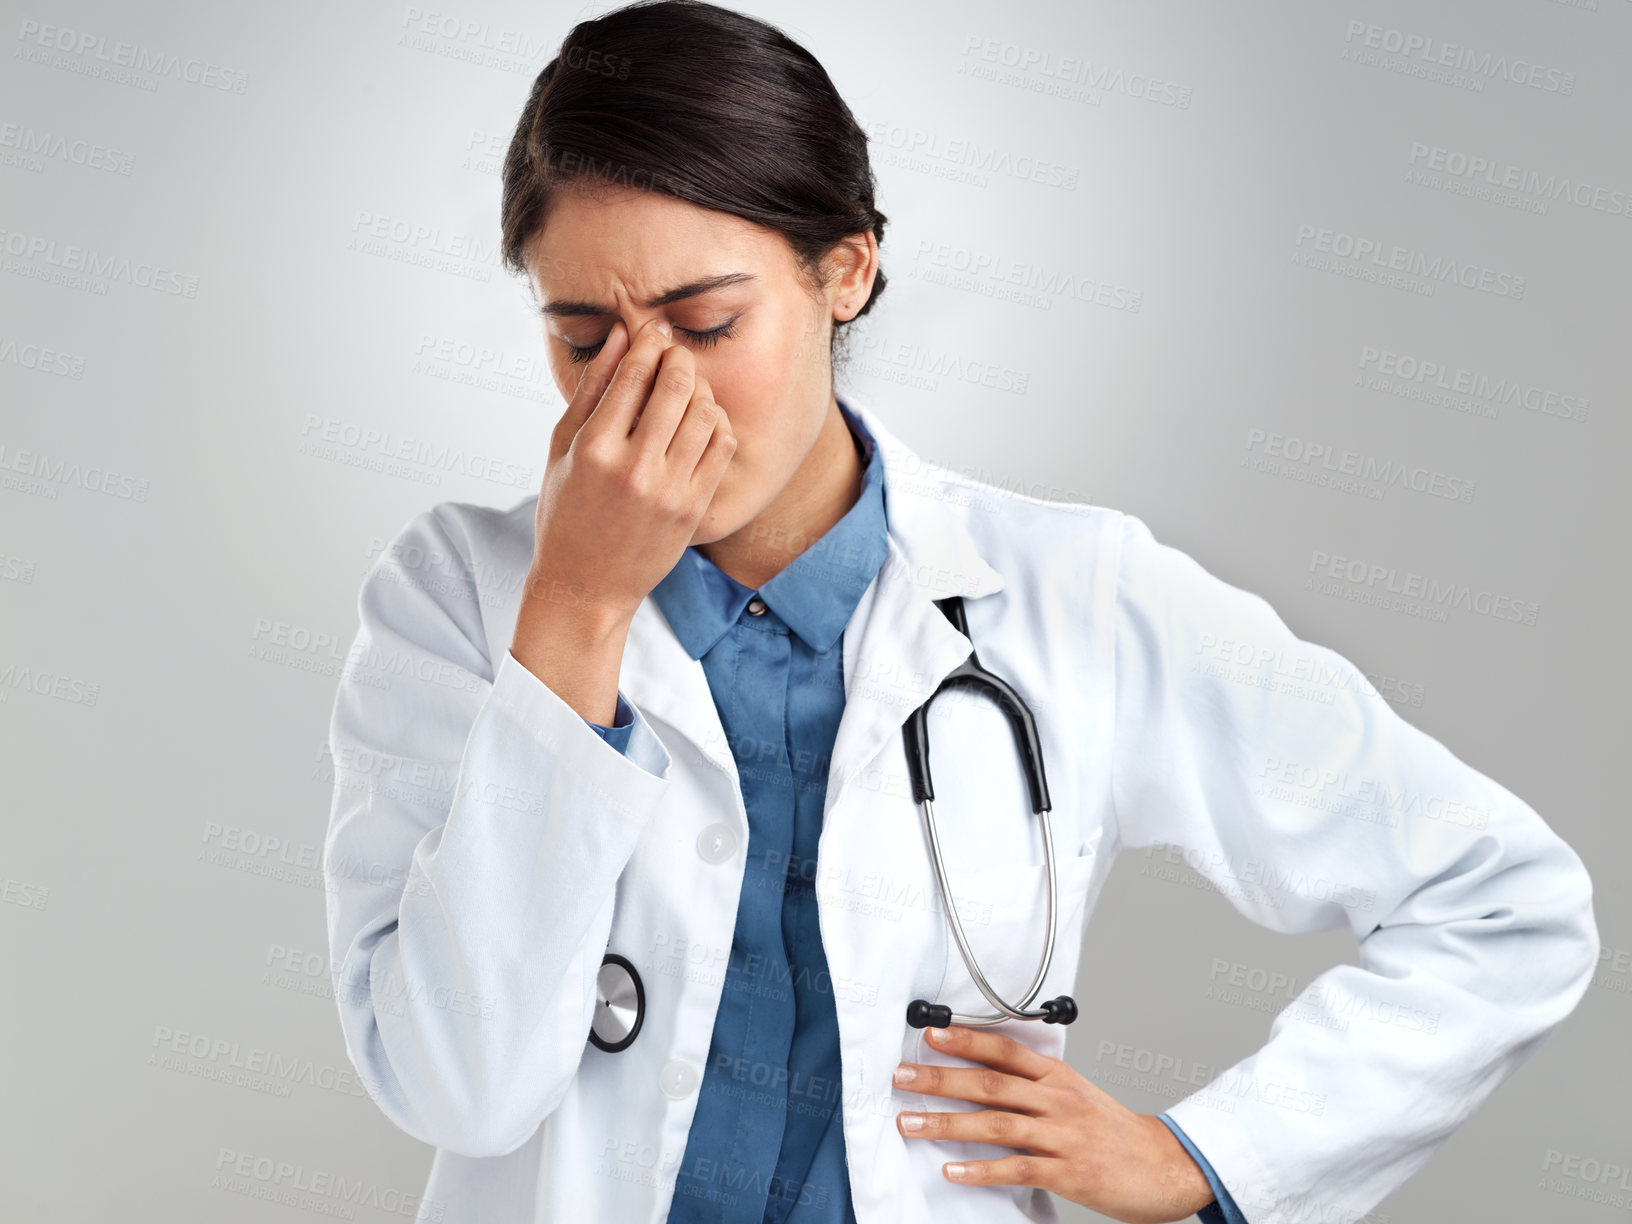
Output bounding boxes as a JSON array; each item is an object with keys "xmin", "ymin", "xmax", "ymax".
[{"xmin": 322, "ymin": 3, "xmax": 1599, "ymax": 1222}]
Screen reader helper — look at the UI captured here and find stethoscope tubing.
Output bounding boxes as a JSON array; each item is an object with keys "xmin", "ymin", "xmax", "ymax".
[
  {"xmin": 588, "ymin": 595, "xmax": 1075, "ymax": 1053},
  {"xmin": 917, "ymin": 791, "xmax": 1063, "ymax": 1025},
  {"xmin": 902, "ymin": 595, "xmax": 1077, "ymax": 1029}
]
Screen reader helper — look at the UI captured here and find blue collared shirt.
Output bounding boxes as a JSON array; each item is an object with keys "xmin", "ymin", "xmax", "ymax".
[{"xmin": 581, "ymin": 400, "xmax": 1245, "ymax": 1223}]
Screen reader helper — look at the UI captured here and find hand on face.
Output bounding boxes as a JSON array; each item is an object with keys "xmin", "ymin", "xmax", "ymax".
[{"xmin": 526, "ymin": 315, "xmax": 736, "ymax": 630}]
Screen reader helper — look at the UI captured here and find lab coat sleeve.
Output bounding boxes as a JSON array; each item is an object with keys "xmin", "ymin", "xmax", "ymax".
[
  {"xmin": 1108, "ymin": 511, "xmax": 1599, "ymax": 1224},
  {"xmin": 323, "ymin": 504, "xmax": 672, "ymax": 1158}
]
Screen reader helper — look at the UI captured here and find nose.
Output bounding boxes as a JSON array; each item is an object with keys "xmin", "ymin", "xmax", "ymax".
[{"xmin": 602, "ymin": 289, "xmax": 664, "ymax": 340}]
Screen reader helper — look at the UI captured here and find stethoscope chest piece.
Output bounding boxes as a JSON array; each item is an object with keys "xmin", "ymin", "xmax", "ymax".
[{"xmin": 589, "ymin": 953, "xmax": 645, "ymax": 1053}]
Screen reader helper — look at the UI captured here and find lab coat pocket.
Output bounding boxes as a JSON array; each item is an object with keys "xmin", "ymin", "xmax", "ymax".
[{"xmin": 932, "ymin": 825, "xmax": 1104, "ymax": 1019}]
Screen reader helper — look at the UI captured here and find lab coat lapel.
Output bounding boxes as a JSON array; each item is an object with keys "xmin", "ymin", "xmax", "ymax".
[
  {"xmin": 619, "ymin": 595, "xmax": 738, "ymax": 786},
  {"xmin": 819, "ymin": 536, "xmax": 977, "ymax": 823},
  {"xmin": 821, "ymin": 400, "xmax": 1008, "ymax": 821}
]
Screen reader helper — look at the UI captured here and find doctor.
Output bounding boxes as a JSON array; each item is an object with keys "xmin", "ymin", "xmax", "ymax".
[{"xmin": 323, "ymin": 3, "xmax": 1600, "ymax": 1223}]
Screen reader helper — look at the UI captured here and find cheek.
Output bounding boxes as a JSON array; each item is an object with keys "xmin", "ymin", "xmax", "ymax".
[
  {"xmin": 698, "ymin": 335, "xmax": 800, "ymax": 416},
  {"xmin": 695, "ymin": 371, "xmax": 771, "ymax": 462},
  {"xmin": 749, "ymin": 315, "xmax": 820, "ymax": 381}
]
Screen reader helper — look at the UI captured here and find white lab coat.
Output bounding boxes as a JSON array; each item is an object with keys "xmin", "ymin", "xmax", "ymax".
[{"xmin": 323, "ymin": 398, "xmax": 1598, "ymax": 1224}]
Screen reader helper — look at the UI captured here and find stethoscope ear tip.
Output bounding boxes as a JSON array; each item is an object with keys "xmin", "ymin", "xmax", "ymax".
[
  {"xmin": 905, "ymin": 999, "xmax": 954, "ymax": 1029},
  {"xmin": 903, "ymin": 995, "xmax": 1078, "ymax": 1028},
  {"xmin": 1041, "ymin": 995, "xmax": 1078, "ymax": 1024}
]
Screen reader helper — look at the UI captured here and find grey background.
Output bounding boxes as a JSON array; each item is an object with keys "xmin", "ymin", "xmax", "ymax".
[{"xmin": 2, "ymin": 0, "xmax": 1625, "ymax": 1220}]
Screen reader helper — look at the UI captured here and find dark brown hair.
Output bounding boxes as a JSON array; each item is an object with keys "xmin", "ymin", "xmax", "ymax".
[{"xmin": 500, "ymin": 0, "xmax": 887, "ymax": 375}]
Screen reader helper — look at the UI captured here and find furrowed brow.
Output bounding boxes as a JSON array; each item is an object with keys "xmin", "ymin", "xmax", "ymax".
[{"xmin": 538, "ymin": 271, "xmax": 757, "ymax": 319}]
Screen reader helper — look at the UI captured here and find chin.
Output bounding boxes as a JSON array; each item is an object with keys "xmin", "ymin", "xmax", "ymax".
[
  {"xmin": 689, "ymin": 489, "xmax": 749, "ymax": 546},
  {"xmin": 689, "ymin": 503, "xmax": 728, "ymax": 546}
]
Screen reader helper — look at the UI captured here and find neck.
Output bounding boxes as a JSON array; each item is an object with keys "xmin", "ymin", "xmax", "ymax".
[{"xmin": 697, "ymin": 397, "xmax": 864, "ymax": 591}]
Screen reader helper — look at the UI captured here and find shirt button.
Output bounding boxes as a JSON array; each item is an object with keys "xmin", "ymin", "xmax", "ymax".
[
  {"xmin": 746, "ymin": 596, "xmax": 767, "ymax": 616},
  {"xmin": 660, "ymin": 1058, "xmax": 700, "ymax": 1099},
  {"xmin": 696, "ymin": 822, "xmax": 738, "ymax": 864}
]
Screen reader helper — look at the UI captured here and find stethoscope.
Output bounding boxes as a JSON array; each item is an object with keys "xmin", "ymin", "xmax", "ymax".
[
  {"xmin": 901, "ymin": 595, "xmax": 1077, "ymax": 1030},
  {"xmin": 587, "ymin": 594, "xmax": 1076, "ymax": 1052},
  {"xmin": 589, "ymin": 952, "xmax": 645, "ymax": 1053}
]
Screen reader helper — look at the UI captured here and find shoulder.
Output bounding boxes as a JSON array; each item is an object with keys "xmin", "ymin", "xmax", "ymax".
[
  {"xmin": 403, "ymin": 493, "xmax": 536, "ymax": 570},
  {"xmin": 924, "ymin": 463, "xmax": 1131, "ymax": 596},
  {"xmin": 938, "ymin": 470, "xmax": 1286, "ymax": 651},
  {"xmin": 1109, "ymin": 508, "xmax": 1290, "ymax": 637},
  {"xmin": 354, "ymin": 494, "xmax": 538, "ymax": 667},
  {"xmin": 367, "ymin": 494, "xmax": 537, "ymax": 589}
]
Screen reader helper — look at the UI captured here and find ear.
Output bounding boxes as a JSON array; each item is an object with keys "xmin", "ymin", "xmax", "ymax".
[{"xmin": 827, "ymin": 231, "xmax": 880, "ymax": 321}]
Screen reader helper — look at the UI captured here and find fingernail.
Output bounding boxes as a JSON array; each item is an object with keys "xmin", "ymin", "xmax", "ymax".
[
  {"xmin": 893, "ymin": 1063, "xmax": 916, "ymax": 1085},
  {"xmin": 898, "ymin": 1112, "xmax": 924, "ymax": 1132},
  {"xmin": 654, "ymin": 319, "xmax": 671, "ymax": 337},
  {"xmin": 927, "ymin": 1026, "xmax": 949, "ymax": 1043},
  {"xmin": 945, "ymin": 1163, "xmax": 968, "ymax": 1179}
]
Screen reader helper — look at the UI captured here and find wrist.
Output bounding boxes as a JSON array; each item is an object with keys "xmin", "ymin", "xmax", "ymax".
[
  {"xmin": 515, "ymin": 568, "xmax": 633, "ymax": 643},
  {"xmin": 1142, "ymin": 1114, "xmax": 1216, "ymax": 1219}
]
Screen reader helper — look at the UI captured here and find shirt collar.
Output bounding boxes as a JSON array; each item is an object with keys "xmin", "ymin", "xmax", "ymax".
[{"xmin": 651, "ymin": 396, "xmax": 889, "ymax": 659}]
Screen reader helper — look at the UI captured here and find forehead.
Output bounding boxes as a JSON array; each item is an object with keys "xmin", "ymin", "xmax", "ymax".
[{"xmin": 527, "ymin": 185, "xmax": 789, "ymax": 299}]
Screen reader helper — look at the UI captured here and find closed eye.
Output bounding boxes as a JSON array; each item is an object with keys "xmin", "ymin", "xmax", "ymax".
[{"xmin": 566, "ymin": 316, "xmax": 742, "ymax": 365}]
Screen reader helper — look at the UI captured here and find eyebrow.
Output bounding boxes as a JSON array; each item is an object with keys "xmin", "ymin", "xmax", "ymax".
[{"xmin": 537, "ymin": 271, "xmax": 758, "ymax": 319}]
